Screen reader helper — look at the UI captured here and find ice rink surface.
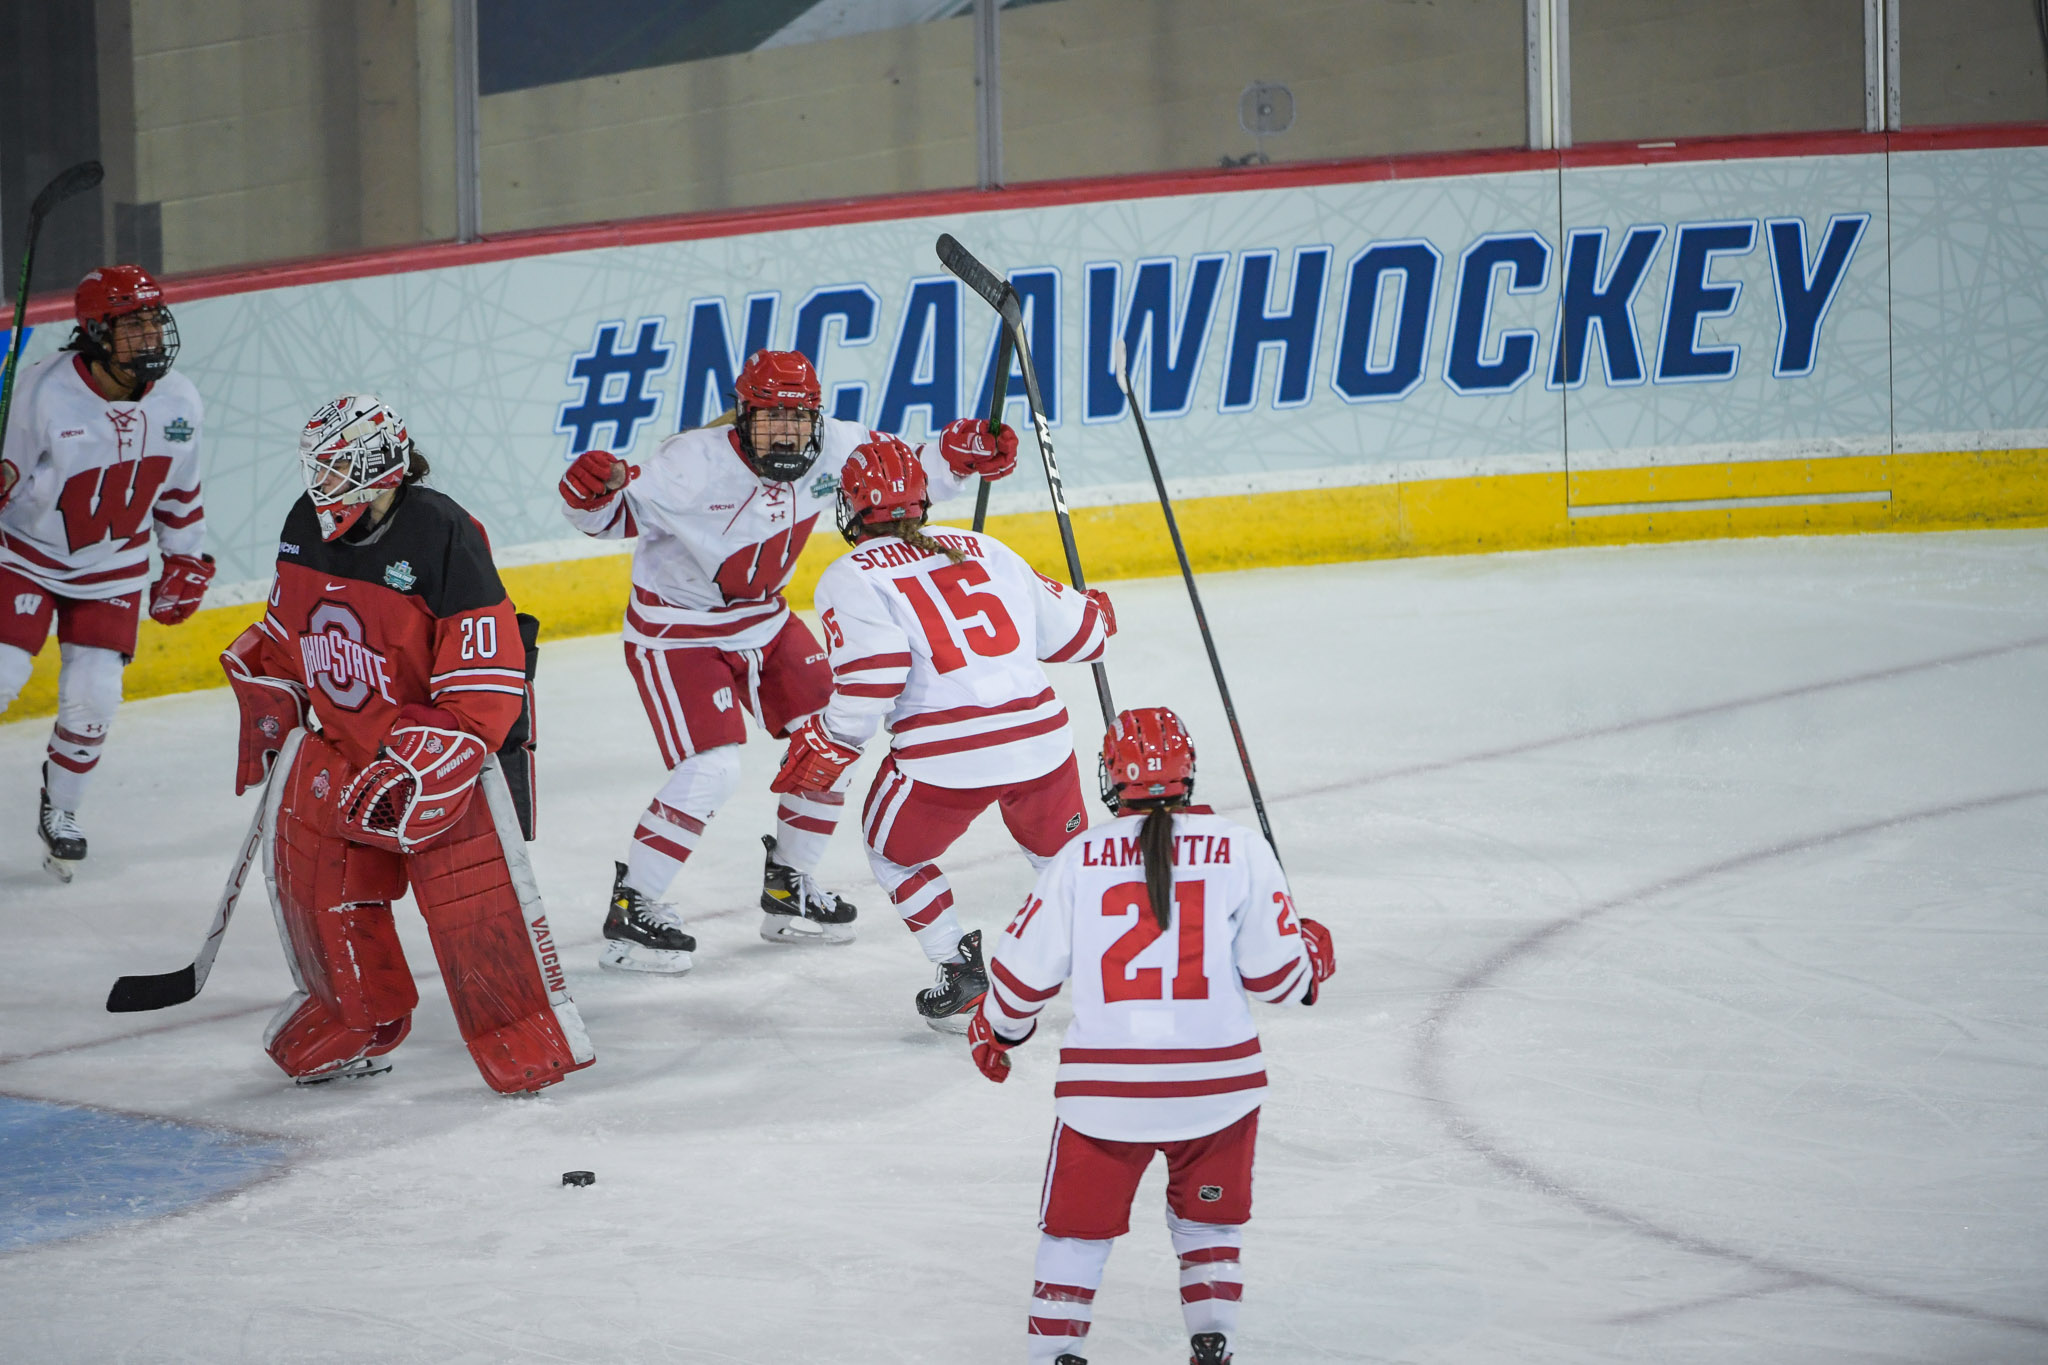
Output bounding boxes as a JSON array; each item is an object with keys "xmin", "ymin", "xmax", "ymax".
[{"xmin": 2, "ymin": 529, "xmax": 2045, "ymax": 1364}]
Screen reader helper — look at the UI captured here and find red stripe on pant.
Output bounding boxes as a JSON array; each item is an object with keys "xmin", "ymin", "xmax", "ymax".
[
  {"xmin": 1181, "ymin": 1282, "xmax": 1244, "ymax": 1303},
  {"xmin": 1026, "ymin": 1317, "xmax": 1091, "ymax": 1337}
]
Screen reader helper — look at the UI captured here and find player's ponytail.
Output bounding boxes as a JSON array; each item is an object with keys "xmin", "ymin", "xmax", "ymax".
[
  {"xmin": 1139, "ymin": 803, "xmax": 1175, "ymax": 930},
  {"xmin": 404, "ymin": 442, "xmax": 431, "ymax": 483},
  {"xmin": 882, "ymin": 518, "xmax": 965, "ymax": 565}
]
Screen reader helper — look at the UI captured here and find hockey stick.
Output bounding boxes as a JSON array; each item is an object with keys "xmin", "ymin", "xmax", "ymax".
[
  {"xmin": 971, "ymin": 324, "xmax": 1014, "ymax": 533},
  {"xmin": 937, "ymin": 233, "xmax": 1115, "ymax": 726},
  {"xmin": 0, "ymin": 160, "xmax": 104, "ymax": 468},
  {"xmin": 1112, "ymin": 336, "xmax": 1280, "ymax": 860},
  {"xmin": 105, "ymin": 759, "xmax": 275, "ymax": 1012}
]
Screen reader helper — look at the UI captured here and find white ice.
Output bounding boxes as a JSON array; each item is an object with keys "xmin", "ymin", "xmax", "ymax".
[{"xmin": 2, "ymin": 530, "xmax": 2045, "ymax": 1363}]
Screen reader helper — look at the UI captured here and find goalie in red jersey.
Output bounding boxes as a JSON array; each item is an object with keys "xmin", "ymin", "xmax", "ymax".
[{"xmin": 220, "ymin": 394, "xmax": 592, "ymax": 1093}]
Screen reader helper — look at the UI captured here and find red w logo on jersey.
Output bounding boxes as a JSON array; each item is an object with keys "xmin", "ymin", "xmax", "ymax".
[
  {"xmin": 715, "ymin": 514, "xmax": 817, "ymax": 606},
  {"xmin": 56, "ymin": 454, "xmax": 173, "ymax": 554}
]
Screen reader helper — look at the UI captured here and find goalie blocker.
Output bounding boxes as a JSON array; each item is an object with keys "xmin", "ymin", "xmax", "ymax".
[{"xmin": 222, "ymin": 394, "xmax": 589, "ymax": 1093}]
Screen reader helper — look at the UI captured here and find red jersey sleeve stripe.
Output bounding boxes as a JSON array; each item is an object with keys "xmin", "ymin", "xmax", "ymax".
[
  {"xmin": 153, "ymin": 504, "xmax": 204, "ymax": 528},
  {"xmin": 987, "ymin": 977, "xmax": 1044, "ymax": 1021},
  {"xmin": 990, "ymin": 957, "xmax": 1061, "ymax": 1003},
  {"xmin": 1058, "ymin": 1038, "xmax": 1262, "ymax": 1066},
  {"xmin": 1043, "ymin": 603, "xmax": 1104, "ymax": 663},
  {"xmin": 834, "ymin": 651, "xmax": 913, "ymax": 675},
  {"xmin": 836, "ymin": 682, "xmax": 905, "ymax": 699},
  {"xmin": 1053, "ymin": 1072, "xmax": 1268, "ymax": 1099},
  {"xmin": 156, "ymin": 485, "xmax": 202, "ymax": 505},
  {"xmin": 1239, "ymin": 958, "xmax": 1305, "ymax": 994}
]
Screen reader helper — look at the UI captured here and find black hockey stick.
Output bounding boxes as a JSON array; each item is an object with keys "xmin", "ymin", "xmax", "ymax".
[
  {"xmin": 0, "ymin": 160, "xmax": 104, "ymax": 469},
  {"xmin": 1112, "ymin": 337, "xmax": 1280, "ymax": 860},
  {"xmin": 937, "ymin": 233, "xmax": 1115, "ymax": 727},
  {"xmin": 106, "ymin": 758, "xmax": 274, "ymax": 1012},
  {"xmin": 971, "ymin": 324, "xmax": 1014, "ymax": 533}
]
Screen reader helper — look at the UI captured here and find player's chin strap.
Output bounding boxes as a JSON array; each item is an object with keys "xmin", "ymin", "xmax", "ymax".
[{"xmin": 338, "ymin": 725, "xmax": 490, "ymax": 854}]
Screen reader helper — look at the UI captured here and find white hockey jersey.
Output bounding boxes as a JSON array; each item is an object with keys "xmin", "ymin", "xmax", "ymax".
[
  {"xmin": 562, "ymin": 417, "xmax": 972, "ymax": 653},
  {"xmin": 984, "ymin": 809, "xmax": 1314, "ymax": 1143},
  {"xmin": 812, "ymin": 527, "xmax": 1110, "ymax": 788},
  {"xmin": 0, "ymin": 352, "xmax": 206, "ymax": 600}
]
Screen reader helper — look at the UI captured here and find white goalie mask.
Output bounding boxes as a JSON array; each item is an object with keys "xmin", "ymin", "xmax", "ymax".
[{"xmin": 300, "ymin": 394, "xmax": 412, "ymax": 540}]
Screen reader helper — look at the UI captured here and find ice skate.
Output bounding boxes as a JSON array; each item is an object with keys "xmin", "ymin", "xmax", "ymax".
[
  {"xmin": 38, "ymin": 780, "xmax": 86, "ymax": 883},
  {"xmin": 915, "ymin": 929, "xmax": 988, "ymax": 1034},
  {"xmin": 292, "ymin": 1055, "xmax": 393, "ymax": 1086},
  {"xmin": 1190, "ymin": 1332, "xmax": 1231, "ymax": 1364},
  {"xmin": 1055, "ymin": 1356, "xmax": 1087, "ymax": 1365},
  {"xmin": 600, "ymin": 862, "xmax": 696, "ymax": 973},
  {"xmin": 758, "ymin": 834, "xmax": 857, "ymax": 945}
]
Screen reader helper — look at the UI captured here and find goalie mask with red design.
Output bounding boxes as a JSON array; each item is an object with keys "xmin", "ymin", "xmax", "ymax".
[
  {"xmin": 836, "ymin": 435, "xmax": 930, "ymax": 545},
  {"xmin": 1099, "ymin": 707, "xmax": 1197, "ymax": 812},
  {"xmin": 300, "ymin": 394, "xmax": 412, "ymax": 540},
  {"xmin": 733, "ymin": 349, "xmax": 824, "ymax": 482}
]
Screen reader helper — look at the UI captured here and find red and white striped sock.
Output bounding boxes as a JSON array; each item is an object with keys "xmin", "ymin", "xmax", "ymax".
[
  {"xmin": 772, "ymin": 785, "xmax": 844, "ymax": 872},
  {"xmin": 1027, "ymin": 1233, "xmax": 1112, "ymax": 1364},
  {"xmin": 623, "ymin": 747, "xmax": 740, "ymax": 899},
  {"xmin": 1167, "ymin": 1212, "xmax": 1242, "ymax": 1340},
  {"xmin": 43, "ymin": 721, "xmax": 105, "ymax": 810},
  {"xmin": 868, "ymin": 852, "xmax": 963, "ymax": 962}
]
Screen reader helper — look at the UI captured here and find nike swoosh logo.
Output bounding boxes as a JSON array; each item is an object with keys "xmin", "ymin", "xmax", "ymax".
[{"xmin": 325, "ymin": 582, "xmax": 348, "ymax": 591}]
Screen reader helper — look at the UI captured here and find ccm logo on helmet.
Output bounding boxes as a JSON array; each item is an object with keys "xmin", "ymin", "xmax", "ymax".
[{"xmin": 299, "ymin": 601, "xmax": 397, "ymax": 710}]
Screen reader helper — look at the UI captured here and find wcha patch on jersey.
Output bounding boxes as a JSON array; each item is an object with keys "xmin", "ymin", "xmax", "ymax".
[
  {"xmin": 164, "ymin": 417, "xmax": 194, "ymax": 443},
  {"xmin": 383, "ymin": 560, "xmax": 417, "ymax": 592}
]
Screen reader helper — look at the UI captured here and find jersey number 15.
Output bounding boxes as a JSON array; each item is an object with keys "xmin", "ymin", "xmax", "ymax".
[{"xmin": 892, "ymin": 561, "xmax": 1019, "ymax": 673}]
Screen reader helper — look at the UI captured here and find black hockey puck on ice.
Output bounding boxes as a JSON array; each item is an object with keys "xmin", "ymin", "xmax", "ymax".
[{"xmin": 562, "ymin": 1170, "xmax": 595, "ymax": 1187}]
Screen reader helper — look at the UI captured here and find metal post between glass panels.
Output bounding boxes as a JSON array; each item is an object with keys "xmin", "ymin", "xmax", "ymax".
[
  {"xmin": 453, "ymin": 0, "xmax": 483, "ymax": 242},
  {"xmin": 975, "ymin": 0, "xmax": 1003, "ymax": 190},
  {"xmin": 1526, "ymin": 0, "xmax": 1571, "ymax": 150}
]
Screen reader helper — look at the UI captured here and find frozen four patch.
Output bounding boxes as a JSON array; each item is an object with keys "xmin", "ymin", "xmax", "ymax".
[
  {"xmin": 164, "ymin": 417, "xmax": 194, "ymax": 442},
  {"xmin": 383, "ymin": 560, "xmax": 417, "ymax": 592}
]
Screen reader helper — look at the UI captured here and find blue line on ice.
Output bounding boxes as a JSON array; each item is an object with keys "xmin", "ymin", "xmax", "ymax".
[{"xmin": 0, "ymin": 1095, "xmax": 290, "ymax": 1252}]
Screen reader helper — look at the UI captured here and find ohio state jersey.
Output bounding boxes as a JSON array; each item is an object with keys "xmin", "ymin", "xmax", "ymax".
[
  {"xmin": 560, "ymin": 417, "xmax": 972, "ymax": 652},
  {"xmin": 812, "ymin": 527, "xmax": 1110, "ymax": 787},
  {"xmin": 245, "ymin": 485, "xmax": 524, "ymax": 768},
  {"xmin": 983, "ymin": 809, "xmax": 1313, "ymax": 1143},
  {"xmin": 0, "ymin": 351, "xmax": 205, "ymax": 600}
]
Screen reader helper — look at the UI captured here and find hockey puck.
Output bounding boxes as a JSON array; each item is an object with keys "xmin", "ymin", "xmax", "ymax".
[{"xmin": 562, "ymin": 1170, "xmax": 595, "ymax": 1187}]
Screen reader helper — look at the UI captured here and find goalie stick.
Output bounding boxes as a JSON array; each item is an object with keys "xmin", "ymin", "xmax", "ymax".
[
  {"xmin": 1112, "ymin": 336, "xmax": 1280, "ymax": 860},
  {"xmin": 936, "ymin": 232, "xmax": 1115, "ymax": 726},
  {"xmin": 1, "ymin": 160, "xmax": 104, "ymax": 469},
  {"xmin": 105, "ymin": 749, "xmax": 279, "ymax": 1012}
]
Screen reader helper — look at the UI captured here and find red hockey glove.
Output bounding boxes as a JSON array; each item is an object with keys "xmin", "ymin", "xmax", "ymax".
[
  {"xmin": 936, "ymin": 417, "xmax": 1018, "ymax": 481},
  {"xmin": 0, "ymin": 459, "xmax": 17, "ymax": 512},
  {"xmin": 1083, "ymin": 587, "xmax": 1116, "ymax": 638},
  {"xmin": 337, "ymin": 724, "xmax": 490, "ymax": 853},
  {"xmin": 221, "ymin": 626, "xmax": 309, "ymax": 795},
  {"xmin": 1299, "ymin": 917, "xmax": 1335, "ymax": 1005},
  {"xmin": 148, "ymin": 552, "xmax": 216, "ymax": 625},
  {"xmin": 770, "ymin": 715, "xmax": 860, "ymax": 795},
  {"xmin": 559, "ymin": 449, "xmax": 635, "ymax": 510},
  {"xmin": 968, "ymin": 1007, "xmax": 1034, "ymax": 1082}
]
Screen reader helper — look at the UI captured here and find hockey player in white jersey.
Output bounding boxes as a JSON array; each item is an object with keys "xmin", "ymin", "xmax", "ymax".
[
  {"xmin": 769, "ymin": 435, "xmax": 1114, "ymax": 1029},
  {"xmin": 559, "ymin": 348, "xmax": 1017, "ymax": 971},
  {"xmin": 968, "ymin": 707, "xmax": 1336, "ymax": 1365},
  {"xmin": 0, "ymin": 265, "xmax": 214, "ymax": 879}
]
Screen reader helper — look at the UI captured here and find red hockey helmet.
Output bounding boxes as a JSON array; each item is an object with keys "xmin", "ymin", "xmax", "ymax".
[
  {"xmin": 734, "ymin": 349, "xmax": 823, "ymax": 483},
  {"xmin": 836, "ymin": 435, "xmax": 930, "ymax": 544},
  {"xmin": 1099, "ymin": 707, "xmax": 1197, "ymax": 812},
  {"xmin": 74, "ymin": 264, "xmax": 179, "ymax": 383}
]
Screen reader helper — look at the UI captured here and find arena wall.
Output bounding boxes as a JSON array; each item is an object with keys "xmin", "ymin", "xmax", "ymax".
[{"xmin": 7, "ymin": 127, "xmax": 2047, "ymax": 718}]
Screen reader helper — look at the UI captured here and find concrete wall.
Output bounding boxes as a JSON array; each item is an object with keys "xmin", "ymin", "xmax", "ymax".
[
  {"xmin": 1901, "ymin": 0, "xmax": 2048, "ymax": 126},
  {"xmin": 1570, "ymin": 0, "xmax": 1866, "ymax": 144}
]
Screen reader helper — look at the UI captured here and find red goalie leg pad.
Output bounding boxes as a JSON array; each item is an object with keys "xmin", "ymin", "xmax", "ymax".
[
  {"xmin": 264, "ymin": 996, "xmax": 415, "ymax": 1078},
  {"xmin": 408, "ymin": 790, "xmax": 594, "ymax": 1094}
]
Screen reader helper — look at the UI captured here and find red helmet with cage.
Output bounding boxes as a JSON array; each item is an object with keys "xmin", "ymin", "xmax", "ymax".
[
  {"xmin": 836, "ymin": 435, "xmax": 930, "ymax": 544},
  {"xmin": 1099, "ymin": 707, "xmax": 1197, "ymax": 812},
  {"xmin": 733, "ymin": 349, "xmax": 824, "ymax": 482},
  {"xmin": 73, "ymin": 264, "xmax": 179, "ymax": 383}
]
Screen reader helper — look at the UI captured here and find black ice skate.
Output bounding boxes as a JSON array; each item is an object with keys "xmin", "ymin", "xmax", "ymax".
[
  {"xmin": 38, "ymin": 776, "xmax": 86, "ymax": 883},
  {"xmin": 599, "ymin": 861, "xmax": 696, "ymax": 974},
  {"xmin": 1054, "ymin": 1356, "xmax": 1088, "ymax": 1365},
  {"xmin": 915, "ymin": 928, "xmax": 988, "ymax": 1035},
  {"xmin": 293, "ymin": 1055, "xmax": 394, "ymax": 1086},
  {"xmin": 758, "ymin": 835, "xmax": 857, "ymax": 945},
  {"xmin": 1190, "ymin": 1331, "xmax": 1232, "ymax": 1364}
]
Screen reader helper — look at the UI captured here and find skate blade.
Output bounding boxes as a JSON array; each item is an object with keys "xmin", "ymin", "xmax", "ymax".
[
  {"xmin": 294, "ymin": 1058, "xmax": 393, "ymax": 1086},
  {"xmin": 922, "ymin": 1011, "xmax": 976, "ymax": 1037},
  {"xmin": 41, "ymin": 852, "xmax": 78, "ymax": 884},
  {"xmin": 599, "ymin": 940, "xmax": 693, "ymax": 974},
  {"xmin": 758, "ymin": 911, "xmax": 856, "ymax": 946}
]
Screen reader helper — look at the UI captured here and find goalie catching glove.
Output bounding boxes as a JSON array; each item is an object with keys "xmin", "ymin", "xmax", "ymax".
[
  {"xmin": 558, "ymin": 448, "xmax": 636, "ymax": 510},
  {"xmin": 770, "ymin": 715, "xmax": 860, "ymax": 795},
  {"xmin": 968, "ymin": 1007, "xmax": 1033, "ymax": 1082},
  {"xmin": 337, "ymin": 719, "xmax": 491, "ymax": 853},
  {"xmin": 936, "ymin": 416, "xmax": 1017, "ymax": 480},
  {"xmin": 149, "ymin": 552, "xmax": 215, "ymax": 624}
]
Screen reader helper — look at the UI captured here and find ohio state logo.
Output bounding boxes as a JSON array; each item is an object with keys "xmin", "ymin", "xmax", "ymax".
[{"xmin": 298, "ymin": 601, "xmax": 396, "ymax": 710}]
